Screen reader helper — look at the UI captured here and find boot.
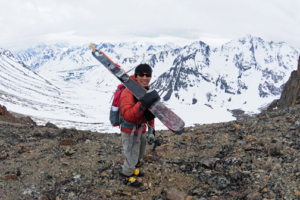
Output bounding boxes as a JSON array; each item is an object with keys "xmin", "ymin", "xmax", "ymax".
[
  {"xmin": 135, "ymin": 161, "xmax": 143, "ymax": 168},
  {"xmin": 133, "ymin": 168, "xmax": 145, "ymax": 177},
  {"xmin": 119, "ymin": 171, "xmax": 142, "ymax": 187}
]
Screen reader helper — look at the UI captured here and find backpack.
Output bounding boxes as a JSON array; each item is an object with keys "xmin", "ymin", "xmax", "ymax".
[{"xmin": 110, "ymin": 84, "xmax": 126, "ymax": 127}]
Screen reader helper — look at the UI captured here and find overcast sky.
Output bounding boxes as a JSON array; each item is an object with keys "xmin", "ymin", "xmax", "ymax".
[{"xmin": 1, "ymin": 0, "xmax": 300, "ymax": 52}]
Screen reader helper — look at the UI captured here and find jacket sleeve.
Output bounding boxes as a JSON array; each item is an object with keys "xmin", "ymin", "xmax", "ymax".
[{"xmin": 121, "ymin": 89, "xmax": 145, "ymax": 123}]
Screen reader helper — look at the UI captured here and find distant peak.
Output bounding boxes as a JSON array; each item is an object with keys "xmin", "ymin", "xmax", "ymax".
[
  {"xmin": 54, "ymin": 42, "xmax": 69, "ymax": 48},
  {"xmin": 165, "ymin": 42, "xmax": 175, "ymax": 46},
  {"xmin": 188, "ymin": 40, "xmax": 207, "ymax": 48},
  {"xmin": 36, "ymin": 43, "xmax": 47, "ymax": 48}
]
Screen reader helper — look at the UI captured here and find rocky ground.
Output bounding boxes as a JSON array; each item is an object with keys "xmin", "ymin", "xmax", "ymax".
[{"xmin": 1, "ymin": 105, "xmax": 300, "ymax": 200}]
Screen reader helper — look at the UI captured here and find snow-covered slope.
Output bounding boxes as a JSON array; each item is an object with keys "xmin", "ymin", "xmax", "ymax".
[
  {"xmin": 0, "ymin": 48, "xmax": 62, "ymax": 110},
  {"xmin": 10, "ymin": 35, "xmax": 300, "ymax": 132},
  {"xmin": 0, "ymin": 48, "xmax": 100, "ymax": 128}
]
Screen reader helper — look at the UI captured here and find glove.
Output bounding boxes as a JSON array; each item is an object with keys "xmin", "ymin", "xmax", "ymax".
[
  {"xmin": 139, "ymin": 89, "xmax": 160, "ymax": 110},
  {"xmin": 147, "ymin": 126, "xmax": 155, "ymax": 145},
  {"xmin": 144, "ymin": 109, "xmax": 155, "ymax": 121}
]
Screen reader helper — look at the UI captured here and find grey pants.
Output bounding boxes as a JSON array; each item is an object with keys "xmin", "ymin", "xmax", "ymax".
[{"xmin": 121, "ymin": 131, "xmax": 146, "ymax": 176}]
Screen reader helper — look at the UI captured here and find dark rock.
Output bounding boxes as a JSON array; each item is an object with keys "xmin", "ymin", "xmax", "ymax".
[
  {"xmin": 200, "ymin": 144, "xmax": 215, "ymax": 150},
  {"xmin": 271, "ymin": 55, "xmax": 300, "ymax": 110},
  {"xmin": 32, "ymin": 128, "xmax": 43, "ymax": 136},
  {"xmin": 271, "ymin": 138, "xmax": 278, "ymax": 143},
  {"xmin": 223, "ymin": 157, "xmax": 239, "ymax": 168},
  {"xmin": 244, "ymin": 144, "xmax": 252, "ymax": 151},
  {"xmin": 38, "ymin": 194, "xmax": 49, "ymax": 200},
  {"xmin": 206, "ymin": 176, "xmax": 217, "ymax": 185},
  {"xmin": 12, "ymin": 169, "xmax": 21, "ymax": 176},
  {"xmin": 44, "ymin": 173, "xmax": 52, "ymax": 180},
  {"xmin": 170, "ymin": 157, "xmax": 183, "ymax": 164},
  {"xmin": 228, "ymin": 189, "xmax": 248, "ymax": 199},
  {"xmin": 208, "ymin": 188, "xmax": 222, "ymax": 196},
  {"xmin": 165, "ymin": 188, "xmax": 186, "ymax": 200},
  {"xmin": 246, "ymin": 191, "xmax": 261, "ymax": 200},
  {"xmin": 199, "ymin": 157, "xmax": 219, "ymax": 169},
  {"xmin": 45, "ymin": 122, "xmax": 58, "ymax": 129},
  {"xmin": 217, "ymin": 175, "xmax": 230, "ymax": 189},
  {"xmin": 138, "ymin": 187, "xmax": 147, "ymax": 192},
  {"xmin": 267, "ymin": 143, "xmax": 282, "ymax": 156},
  {"xmin": 275, "ymin": 132, "xmax": 282, "ymax": 137}
]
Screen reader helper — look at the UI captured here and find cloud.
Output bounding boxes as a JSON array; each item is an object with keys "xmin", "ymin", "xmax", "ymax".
[{"xmin": 1, "ymin": 0, "xmax": 300, "ymax": 51}]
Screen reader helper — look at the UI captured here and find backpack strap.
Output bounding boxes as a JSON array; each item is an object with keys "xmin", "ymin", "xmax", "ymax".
[
  {"xmin": 110, "ymin": 85, "xmax": 126, "ymax": 104},
  {"xmin": 118, "ymin": 85, "xmax": 126, "ymax": 130},
  {"xmin": 119, "ymin": 106, "xmax": 123, "ymax": 130},
  {"xmin": 135, "ymin": 124, "xmax": 144, "ymax": 143},
  {"xmin": 127, "ymin": 123, "xmax": 145, "ymax": 155}
]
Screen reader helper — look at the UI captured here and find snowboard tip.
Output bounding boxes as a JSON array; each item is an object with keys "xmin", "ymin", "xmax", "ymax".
[
  {"xmin": 174, "ymin": 128, "xmax": 184, "ymax": 135},
  {"xmin": 90, "ymin": 44, "xmax": 95, "ymax": 50}
]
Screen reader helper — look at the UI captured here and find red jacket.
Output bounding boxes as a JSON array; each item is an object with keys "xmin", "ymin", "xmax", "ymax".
[{"xmin": 120, "ymin": 75, "xmax": 155, "ymax": 134}]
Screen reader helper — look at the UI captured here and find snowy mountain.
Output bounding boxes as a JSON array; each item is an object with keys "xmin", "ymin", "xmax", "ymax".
[
  {"xmin": 6, "ymin": 35, "xmax": 300, "ymax": 132},
  {"xmin": 149, "ymin": 35, "xmax": 300, "ymax": 112},
  {"xmin": 16, "ymin": 42, "xmax": 179, "ymax": 69},
  {"xmin": 16, "ymin": 42, "xmax": 70, "ymax": 69}
]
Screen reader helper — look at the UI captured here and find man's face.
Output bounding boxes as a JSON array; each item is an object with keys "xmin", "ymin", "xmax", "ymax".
[{"xmin": 136, "ymin": 73, "xmax": 151, "ymax": 87}]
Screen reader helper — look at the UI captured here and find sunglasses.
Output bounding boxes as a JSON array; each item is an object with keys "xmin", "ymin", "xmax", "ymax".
[{"xmin": 138, "ymin": 73, "xmax": 152, "ymax": 77}]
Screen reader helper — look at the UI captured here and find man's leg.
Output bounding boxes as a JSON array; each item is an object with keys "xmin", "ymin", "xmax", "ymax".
[{"xmin": 121, "ymin": 131, "xmax": 141, "ymax": 176}]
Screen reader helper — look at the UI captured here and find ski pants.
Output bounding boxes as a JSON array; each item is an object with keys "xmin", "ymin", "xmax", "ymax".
[{"xmin": 121, "ymin": 131, "xmax": 146, "ymax": 176}]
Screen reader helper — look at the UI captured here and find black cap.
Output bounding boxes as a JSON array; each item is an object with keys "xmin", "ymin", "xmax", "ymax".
[{"xmin": 135, "ymin": 64, "xmax": 152, "ymax": 77}]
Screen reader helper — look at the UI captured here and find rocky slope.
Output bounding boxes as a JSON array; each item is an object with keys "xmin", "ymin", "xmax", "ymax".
[
  {"xmin": 1, "ymin": 103, "xmax": 300, "ymax": 200},
  {"xmin": 267, "ymin": 55, "xmax": 300, "ymax": 111}
]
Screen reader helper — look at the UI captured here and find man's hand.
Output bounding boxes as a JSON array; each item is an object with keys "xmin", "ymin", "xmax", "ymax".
[
  {"xmin": 147, "ymin": 126, "xmax": 155, "ymax": 145},
  {"xmin": 139, "ymin": 89, "xmax": 160, "ymax": 109}
]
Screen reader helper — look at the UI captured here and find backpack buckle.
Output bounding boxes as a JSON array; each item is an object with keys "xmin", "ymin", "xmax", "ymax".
[{"xmin": 136, "ymin": 124, "xmax": 142, "ymax": 128}]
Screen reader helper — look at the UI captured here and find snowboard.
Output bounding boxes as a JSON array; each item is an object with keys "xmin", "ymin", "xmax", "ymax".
[{"xmin": 90, "ymin": 44, "xmax": 185, "ymax": 134}]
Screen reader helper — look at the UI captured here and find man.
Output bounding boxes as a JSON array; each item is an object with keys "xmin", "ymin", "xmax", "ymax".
[{"xmin": 119, "ymin": 63, "xmax": 160, "ymax": 187}]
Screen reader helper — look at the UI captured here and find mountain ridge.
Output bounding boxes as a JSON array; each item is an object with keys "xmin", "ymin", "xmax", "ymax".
[{"xmin": 0, "ymin": 35, "xmax": 298, "ymax": 132}]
